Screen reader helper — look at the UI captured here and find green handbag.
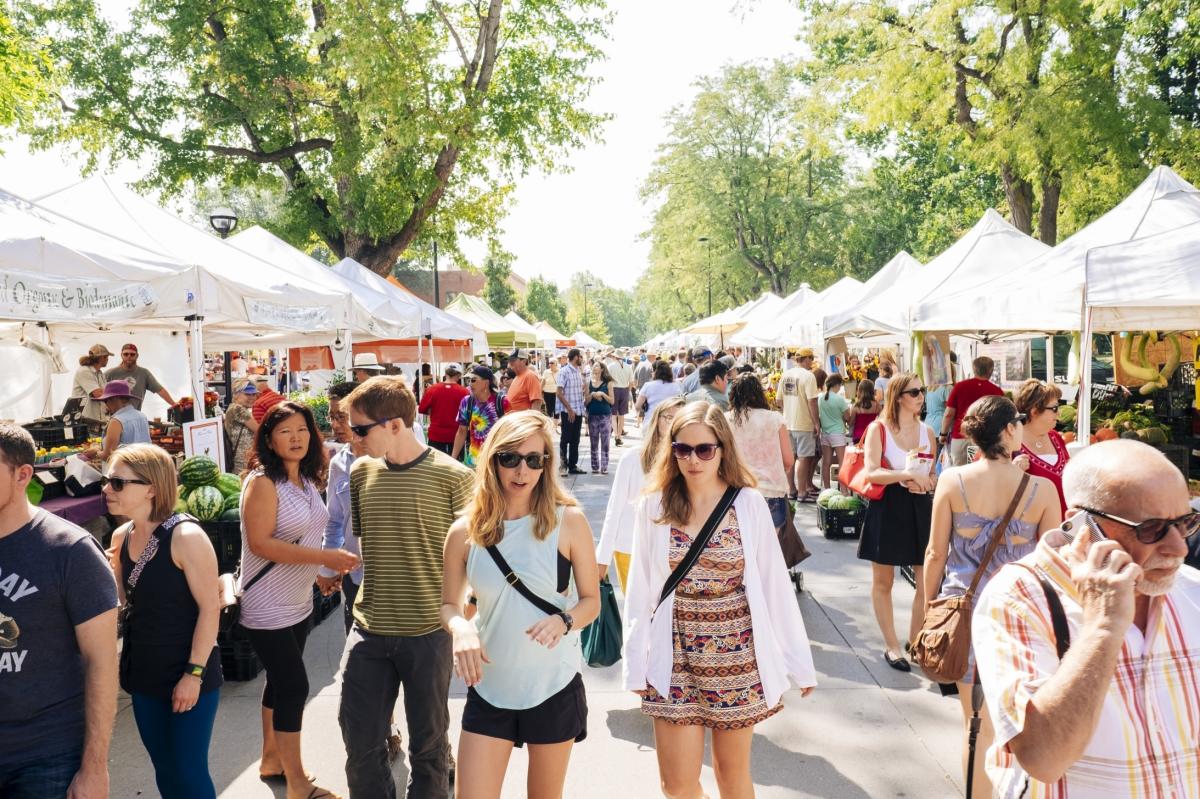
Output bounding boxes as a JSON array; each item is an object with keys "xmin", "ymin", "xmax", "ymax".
[{"xmin": 581, "ymin": 577, "xmax": 623, "ymax": 668}]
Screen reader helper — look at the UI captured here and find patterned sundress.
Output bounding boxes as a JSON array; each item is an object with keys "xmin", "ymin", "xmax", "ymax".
[{"xmin": 641, "ymin": 508, "xmax": 781, "ymax": 729}]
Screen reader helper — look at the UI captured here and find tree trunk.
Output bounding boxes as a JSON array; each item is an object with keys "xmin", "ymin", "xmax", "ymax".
[
  {"xmin": 1001, "ymin": 164, "xmax": 1034, "ymax": 234},
  {"xmin": 1038, "ymin": 170, "xmax": 1062, "ymax": 245}
]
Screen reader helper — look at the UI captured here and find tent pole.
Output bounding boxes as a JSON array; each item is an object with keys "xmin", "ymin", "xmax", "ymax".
[
  {"xmin": 342, "ymin": 328, "xmax": 354, "ymax": 374},
  {"xmin": 1078, "ymin": 310, "xmax": 1094, "ymax": 447},
  {"xmin": 186, "ymin": 315, "xmax": 206, "ymax": 419}
]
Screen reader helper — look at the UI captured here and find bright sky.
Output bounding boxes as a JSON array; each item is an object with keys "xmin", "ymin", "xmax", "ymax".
[{"xmin": 0, "ymin": 0, "xmax": 806, "ymax": 292}]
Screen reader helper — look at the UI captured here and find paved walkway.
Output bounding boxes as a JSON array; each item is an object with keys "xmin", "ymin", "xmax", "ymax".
[{"xmin": 110, "ymin": 419, "xmax": 967, "ymax": 798}]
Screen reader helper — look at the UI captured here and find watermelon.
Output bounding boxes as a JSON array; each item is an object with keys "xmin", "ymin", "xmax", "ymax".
[
  {"xmin": 173, "ymin": 497, "xmax": 189, "ymax": 514},
  {"xmin": 177, "ymin": 484, "xmax": 194, "ymax": 501},
  {"xmin": 187, "ymin": 485, "xmax": 224, "ymax": 521},
  {"xmin": 220, "ymin": 493, "xmax": 241, "ymax": 513},
  {"xmin": 216, "ymin": 473, "xmax": 242, "ymax": 498},
  {"xmin": 179, "ymin": 455, "xmax": 220, "ymax": 489},
  {"xmin": 827, "ymin": 494, "xmax": 864, "ymax": 511},
  {"xmin": 219, "ymin": 508, "xmax": 240, "ymax": 522},
  {"xmin": 816, "ymin": 488, "xmax": 843, "ymax": 508}
]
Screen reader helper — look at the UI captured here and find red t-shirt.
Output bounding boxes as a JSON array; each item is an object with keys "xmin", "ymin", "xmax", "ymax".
[
  {"xmin": 505, "ymin": 369, "xmax": 543, "ymax": 411},
  {"xmin": 251, "ymin": 388, "xmax": 285, "ymax": 423},
  {"xmin": 945, "ymin": 378, "xmax": 1003, "ymax": 439},
  {"xmin": 418, "ymin": 381, "xmax": 470, "ymax": 443}
]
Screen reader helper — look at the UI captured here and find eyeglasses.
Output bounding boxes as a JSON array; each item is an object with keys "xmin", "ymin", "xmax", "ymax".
[
  {"xmin": 496, "ymin": 451, "xmax": 548, "ymax": 470},
  {"xmin": 671, "ymin": 442, "xmax": 722, "ymax": 461},
  {"xmin": 101, "ymin": 476, "xmax": 151, "ymax": 492},
  {"xmin": 899, "ymin": 387, "xmax": 926, "ymax": 398},
  {"xmin": 349, "ymin": 418, "xmax": 392, "ymax": 437},
  {"xmin": 1081, "ymin": 506, "xmax": 1200, "ymax": 544},
  {"xmin": 1011, "ymin": 413, "xmax": 1028, "ymax": 424},
  {"xmin": 329, "ymin": 412, "xmax": 350, "ymax": 424},
  {"xmin": 1042, "ymin": 405, "xmax": 1060, "ymax": 413}
]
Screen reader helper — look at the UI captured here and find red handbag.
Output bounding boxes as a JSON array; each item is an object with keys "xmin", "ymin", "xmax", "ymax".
[{"xmin": 838, "ymin": 422, "xmax": 887, "ymax": 501}]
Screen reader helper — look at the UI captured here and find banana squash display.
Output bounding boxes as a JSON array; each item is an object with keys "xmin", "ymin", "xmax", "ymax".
[{"xmin": 1116, "ymin": 332, "xmax": 1183, "ymax": 395}]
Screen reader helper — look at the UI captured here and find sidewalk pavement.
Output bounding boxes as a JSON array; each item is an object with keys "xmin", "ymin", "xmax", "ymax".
[{"xmin": 110, "ymin": 416, "xmax": 967, "ymax": 798}]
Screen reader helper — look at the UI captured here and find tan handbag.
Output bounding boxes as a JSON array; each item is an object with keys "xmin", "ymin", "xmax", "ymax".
[{"xmin": 909, "ymin": 474, "xmax": 1030, "ymax": 684}]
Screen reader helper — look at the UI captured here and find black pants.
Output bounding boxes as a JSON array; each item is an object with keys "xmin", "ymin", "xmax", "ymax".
[
  {"xmin": 559, "ymin": 412, "xmax": 582, "ymax": 469},
  {"xmin": 428, "ymin": 440, "xmax": 453, "ymax": 456},
  {"xmin": 342, "ymin": 579, "xmax": 360, "ymax": 636},
  {"xmin": 339, "ymin": 627, "xmax": 453, "ymax": 799},
  {"xmin": 243, "ymin": 616, "xmax": 312, "ymax": 733},
  {"xmin": 543, "ymin": 391, "xmax": 557, "ymax": 416}
]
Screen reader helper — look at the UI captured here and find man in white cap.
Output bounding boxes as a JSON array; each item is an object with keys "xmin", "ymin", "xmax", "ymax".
[
  {"xmin": 352, "ymin": 352, "xmax": 387, "ymax": 384},
  {"xmin": 417, "ymin": 363, "xmax": 470, "ymax": 455}
]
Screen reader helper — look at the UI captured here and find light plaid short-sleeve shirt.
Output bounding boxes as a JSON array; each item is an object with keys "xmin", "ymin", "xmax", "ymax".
[{"xmin": 973, "ymin": 533, "xmax": 1200, "ymax": 798}]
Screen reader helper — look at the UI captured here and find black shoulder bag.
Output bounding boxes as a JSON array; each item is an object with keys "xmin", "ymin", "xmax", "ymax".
[{"xmin": 654, "ymin": 486, "xmax": 741, "ymax": 613}]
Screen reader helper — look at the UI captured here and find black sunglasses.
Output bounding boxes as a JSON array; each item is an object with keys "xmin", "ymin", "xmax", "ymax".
[
  {"xmin": 1042, "ymin": 404, "xmax": 1061, "ymax": 413},
  {"xmin": 899, "ymin": 387, "xmax": 926, "ymax": 398},
  {"xmin": 1010, "ymin": 412, "xmax": 1028, "ymax": 424},
  {"xmin": 101, "ymin": 476, "xmax": 151, "ymax": 492},
  {"xmin": 349, "ymin": 418, "xmax": 392, "ymax": 438},
  {"xmin": 1081, "ymin": 506, "xmax": 1200, "ymax": 544},
  {"xmin": 496, "ymin": 451, "xmax": 549, "ymax": 470},
  {"xmin": 671, "ymin": 442, "xmax": 722, "ymax": 461}
]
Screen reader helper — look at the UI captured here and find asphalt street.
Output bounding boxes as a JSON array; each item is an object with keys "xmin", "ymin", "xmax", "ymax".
[{"xmin": 109, "ymin": 418, "xmax": 966, "ymax": 798}]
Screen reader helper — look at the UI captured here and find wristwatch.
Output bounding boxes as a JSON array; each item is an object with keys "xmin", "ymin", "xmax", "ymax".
[
  {"xmin": 185, "ymin": 663, "xmax": 206, "ymax": 680},
  {"xmin": 557, "ymin": 612, "xmax": 574, "ymax": 633}
]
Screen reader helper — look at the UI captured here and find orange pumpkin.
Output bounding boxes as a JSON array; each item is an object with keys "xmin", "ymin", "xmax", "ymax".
[
  {"xmin": 1063, "ymin": 432, "xmax": 1077, "ymax": 444},
  {"xmin": 1095, "ymin": 427, "xmax": 1119, "ymax": 442}
]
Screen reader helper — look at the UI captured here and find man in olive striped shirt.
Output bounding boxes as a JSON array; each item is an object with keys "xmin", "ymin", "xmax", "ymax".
[{"xmin": 339, "ymin": 377, "xmax": 474, "ymax": 799}]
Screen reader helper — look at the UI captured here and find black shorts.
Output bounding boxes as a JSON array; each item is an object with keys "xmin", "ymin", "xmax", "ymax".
[{"xmin": 461, "ymin": 672, "xmax": 587, "ymax": 747}]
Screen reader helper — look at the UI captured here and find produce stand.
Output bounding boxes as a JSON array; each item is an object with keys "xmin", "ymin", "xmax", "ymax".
[{"xmin": 41, "ymin": 493, "xmax": 108, "ymax": 526}]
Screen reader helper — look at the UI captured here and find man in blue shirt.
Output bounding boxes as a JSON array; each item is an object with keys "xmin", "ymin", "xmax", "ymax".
[{"xmin": 681, "ymin": 346, "xmax": 713, "ymax": 394}]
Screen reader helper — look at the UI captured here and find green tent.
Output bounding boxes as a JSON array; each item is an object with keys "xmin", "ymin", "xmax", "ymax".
[{"xmin": 444, "ymin": 294, "xmax": 538, "ymax": 350}]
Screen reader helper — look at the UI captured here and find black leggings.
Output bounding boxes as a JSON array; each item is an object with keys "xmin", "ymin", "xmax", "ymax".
[{"xmin": 244, "ymin": 616, "xmax": 312, "ymax": 733}]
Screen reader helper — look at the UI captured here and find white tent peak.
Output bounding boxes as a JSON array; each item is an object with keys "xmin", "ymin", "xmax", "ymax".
[{"xmin": 823, "ymin": 251, "xmax": 922, "ymax": 339}]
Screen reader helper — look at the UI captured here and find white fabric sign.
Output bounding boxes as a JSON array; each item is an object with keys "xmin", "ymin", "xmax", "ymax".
[
  {"xmin": 0, "ymin": 270, "xmax": 157, "ymax": 321},
  {"xmin": 244, "ymin": 298, "xmax": 333, "ymax": 331}
]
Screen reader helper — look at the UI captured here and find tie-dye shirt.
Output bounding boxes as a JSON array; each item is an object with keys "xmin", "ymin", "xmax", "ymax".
[{"xmin": 456, "ymin": 393, "xmax": 509, "ymax": 468}]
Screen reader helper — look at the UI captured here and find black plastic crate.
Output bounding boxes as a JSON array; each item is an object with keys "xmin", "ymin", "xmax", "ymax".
[
  {"xmin": 202, "ymin": 521, "xmax": 241, "ymax": 573},
  {"xmin": 1153, "ymin": 389, "xmax": 1193, "ymax": 420},
  {"xmin": 221, "ymin": 652, "xmax": 262, "ymax": 682},
  {"xmin": 218, "ymin": 634, "xmax": 261, "ymax": 681},
  {"xmin": 23, "ymin": 419, "xmax": 89, "ymax": 448},
  {"xmin": 817, "ymin": 504, "xmax": 865, "ymax": 539}
]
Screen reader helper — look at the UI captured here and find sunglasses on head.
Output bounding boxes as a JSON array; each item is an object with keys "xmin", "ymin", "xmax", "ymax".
[
  {"xmin": 101, "ymin": 476, "xmax": 151, "ymax": 492},
  {"xmin": 899, "ymin": 386, "xmax": 926, "ymax": 398},
  {"xmin": 1011, "ymin": 412, "xmax": 1028, "ymax": 424},
  {"xmin": 1082, "ymin": 507, "xmax": 1200, "ymax": 544},
  {"xmin": 349, "ymin": 418, "xmax": 392, "ymax": 437},
  {"xmin": 496, "ymin": 451, "xmax": 548, "ymax": 470},
  {"xmin": 671, "ymin": 442, "xmax": 722, "ymax": 461}
]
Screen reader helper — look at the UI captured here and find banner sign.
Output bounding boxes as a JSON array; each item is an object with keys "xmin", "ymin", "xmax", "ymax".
[
  {"xmin": 0, "ymin": 269, "xmax": 157, "ymax": 321},
  {"xmin": 244, "ymin": 298, "xmax": 333, "ymax": 331}
]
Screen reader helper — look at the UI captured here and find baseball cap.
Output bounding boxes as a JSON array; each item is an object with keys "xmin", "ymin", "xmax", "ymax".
[
  {"xmin": 691, "ymin": 346, "xmax": 713, "ymax": 360},
  {"xmin": 508, "ymin": 348, "xmax": 529, "ymax": 362},
  {"xmin": 445, "ymin": 362, "xmax": 463, "ymax": 376},
  {"xmin": 471, "ymin": 365, "xmax": 497, "ymax": 387},
  {"xmin": 88, "ymin": 344, "xmax": 115, "ymax": 358},
  {"xmin": 796, "ymin": 347, "xmax": 815, "ymax": 359},
  {"xmin": 239, "ymin": 382, "xmax": 259, "ymax": 395},
  {"xmin": 120, "ymin": 343, "xmax": 138, "ymax": 355}
]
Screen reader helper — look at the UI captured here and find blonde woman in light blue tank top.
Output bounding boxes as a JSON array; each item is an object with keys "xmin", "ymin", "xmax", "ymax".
[{"xmin": 440, "ymin": 411, "xmax": 599, "ymax": 799}]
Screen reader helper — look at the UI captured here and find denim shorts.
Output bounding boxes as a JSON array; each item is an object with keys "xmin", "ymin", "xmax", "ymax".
[
  {"xmin": 765, "ymin": 497, "xmax": 791, "ymax": 529},
  {"xmin": 0, "ymin": 747, "xmax": 82, "ymax": 799}
]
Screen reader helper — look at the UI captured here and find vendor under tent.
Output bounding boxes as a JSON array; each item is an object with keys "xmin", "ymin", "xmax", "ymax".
[
  {"xmin": 533, "ymin": 320, "xmax": 574, "ymax": 348},
  {"xmin": 823, "ymin": 251, "xmax": 922, "ymax": 339},
  {"xmin": 911, "ymin": 168, "xmax": 1200, "ymax": 335},
  {"xmin": 445, "ymin": 293, "xmax": 537, "ymax": 350},
  {"xmin": 1077, "ymin": 220, "xmax": 1200, "ymax": 439},
  {"xmin": 572, "ymin": 329, "xmax": 605, "ymax": 348},
  {"xmin": 731, "ymin": 283, "xmax": 818, "ymax": 348}
]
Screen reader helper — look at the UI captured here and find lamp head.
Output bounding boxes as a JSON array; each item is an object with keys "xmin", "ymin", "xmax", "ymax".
[{"xmin": 209, "ymin": 207, "xmax": 238, "ymax": 238}]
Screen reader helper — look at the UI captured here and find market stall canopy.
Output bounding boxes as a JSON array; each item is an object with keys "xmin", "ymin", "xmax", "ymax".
[
  {"xmin": 911, "ymin": 168, "xmax": 1200, "ymax": 334},
  {"xmin": 0, "ymin": 189, "xmax": 196, "ymax": 325},
  {"xmin": 823, "ymin": 251, "xmax": 922, "ymax": 339},
  {"xmin": 230, "ymin": 226, "xmax": 399, "ymax": 340},
  {"xmin": 774, "ymin": 276, "xmax": 864, "ymax": 347},
  {"xmin": 1085, "ymin": 220, "xmax": 1200, "ymax": 331},
  {"xmin": 503, "ymin": 311, "xmax": 542, "ymax": 344},
  {"xmin": 533, "ymin": 320, "xmax": 573, "ymax": 348},
  {"xmin": 572, "ymin": 329, "xmax": 605, "ymax": 348},
  {"xmin": 36, "ymin": 178, "xmax": 348, "ymax": 335},
  {"xmin": 731, "ymin": 283, "xmax": 818, "ymax": 347},
  {"xmin": 444, "ymin": 293, "xmax": 537, "ymax": 349}
]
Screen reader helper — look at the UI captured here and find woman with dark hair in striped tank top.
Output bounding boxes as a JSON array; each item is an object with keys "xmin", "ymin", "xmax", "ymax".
[{"xmin": 239, "ymin": 402, "xmax": 359, "ymax": 799}]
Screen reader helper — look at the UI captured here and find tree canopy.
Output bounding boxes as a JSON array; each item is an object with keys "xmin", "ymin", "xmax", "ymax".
[
  {"xmin": 18, "ymin": 0, "xmax": 610, "ymax": 275},
  {"xmin": 522, "ymin": 276, "xmax": 569, "ymax": 333}
]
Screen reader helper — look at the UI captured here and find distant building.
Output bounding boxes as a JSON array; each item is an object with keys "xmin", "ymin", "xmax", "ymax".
[{"xmin": 389, "ymin": 269, "xmax": 527, "ymax": 308}]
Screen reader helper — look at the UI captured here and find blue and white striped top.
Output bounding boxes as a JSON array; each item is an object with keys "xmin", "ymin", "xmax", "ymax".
[{"xmin": 237, "ymin": 471, "xmax": 328, "ymax": 630}]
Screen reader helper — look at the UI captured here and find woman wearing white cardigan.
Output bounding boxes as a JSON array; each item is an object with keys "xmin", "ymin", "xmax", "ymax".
[
  {"xmin": 623, "ymin": 401, "xmax": 816, "ymax": 799},
  {"xmin": 596, "ymin": 396, "xmax": 686, "ymax": 591}
]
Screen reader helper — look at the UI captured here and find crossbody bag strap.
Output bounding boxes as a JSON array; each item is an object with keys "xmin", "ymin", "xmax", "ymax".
[
  {"xmin": 124, "ymin": 513, "xmax": 193, "ymax": 599},
  {"xmin": 655, "ymin": 486, "xmax": 741, "ymax": 611},
  {"xmin": 1034, "ymin": 569, "xmax": 1071, "ymax": 659},
  {"xmin": 486, "ymin": 545, "xmax": 561, "ymax": 616},
  {"xmin": 963, "ymin": 474, "xmax": 1030, "ymax": 600}
]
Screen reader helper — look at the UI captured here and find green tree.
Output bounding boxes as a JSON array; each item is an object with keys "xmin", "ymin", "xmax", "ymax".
[
  {"xmin": 19, "ymin": 0, "xmax": 609, "ymax": 275},
  {"xmin": 522, "ymin": 276, "xmax": 569, "ymax": 333},
  {"xmin": 0, "ymin": 9, "xmax": 47, "ymax": 134},
  {"xmin": 481, "ymin": 242, "xmax": 517, "ymax": 315}
]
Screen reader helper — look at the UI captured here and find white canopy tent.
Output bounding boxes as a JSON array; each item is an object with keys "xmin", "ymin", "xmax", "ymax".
[
  {"xmin": 823, "ymin": 251, "xmax": 922, "ymax": 339},
  {"xmin": 911, "ymin": 169, "xmax": 1200, "ymax": 334},
  {"xmin": 731, "ymin": 283, "xmax": 819, "ymax": 347},
  {"xmin": 503, "ymin": 311, "xmax": 543, "ymax": 346},
  {"xmin": 772, "ymin": 276, "xmax": 865, "ymax": 350},
  {"xmin": 533, "ymin": 320, "xmax": 572, "ymax": 348},
  {"xmin": 572, "ymin": 329, "xmax": 604, "ymax": 348}
]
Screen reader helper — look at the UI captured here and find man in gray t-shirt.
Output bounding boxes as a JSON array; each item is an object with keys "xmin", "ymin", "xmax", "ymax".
[
  {"xmin": 0, "ymin": 423, "xmax": 118, "ymax": 796},
  {"xmin": 104, "ymin": 342, "xmax": 175, "ymax": 410}
]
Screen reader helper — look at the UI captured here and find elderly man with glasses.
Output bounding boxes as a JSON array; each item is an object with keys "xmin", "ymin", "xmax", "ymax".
[{"xmin": 972, "ymin": 439, "xmax": 1199, "ymax": 798}]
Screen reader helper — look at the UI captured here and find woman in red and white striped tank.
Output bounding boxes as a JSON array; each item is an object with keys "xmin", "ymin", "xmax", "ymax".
[{"xmin": 239, "ymin": 401, "xmax": 358, "ymax": 799}]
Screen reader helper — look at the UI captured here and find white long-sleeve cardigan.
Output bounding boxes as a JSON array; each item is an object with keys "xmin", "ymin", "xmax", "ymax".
[
  {"xmin": 622, "ymin": 487, "xmax": 817, "ymax": 708},
  {"xmin": 595, "ymin": 443, "xmax": 645, "ymax": 566}
]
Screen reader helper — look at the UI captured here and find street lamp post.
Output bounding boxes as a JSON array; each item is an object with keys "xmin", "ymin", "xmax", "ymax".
[
  {"xmin": 697, "ymin": 236, "xmax": 712, "ymax": 316},
  {"xmin": 208, "ymin": 207, "xmax": 239, "ymax": 239},
  {"xmin": 583, "ymin": 282, "xmax": 594, "ymax": 326}
]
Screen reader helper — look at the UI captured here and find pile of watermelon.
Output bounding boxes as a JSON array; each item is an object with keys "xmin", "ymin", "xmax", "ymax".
[
  {"xmin": 174, "ymin": 455, "xmax": 243, "ymax": 522},
  {"xmin": 816, "ymin": 488, "xmax": 866, "ymax": 511}
]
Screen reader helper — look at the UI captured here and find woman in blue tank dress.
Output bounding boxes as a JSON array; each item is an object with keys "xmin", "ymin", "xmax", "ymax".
[
  {"xmin": 440, "ymin": 411, "xmax": 600, "ymax": 799},
  {"xmin": 922, "ymin": 395, "xmax": 1061, "ymax": 796}
]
